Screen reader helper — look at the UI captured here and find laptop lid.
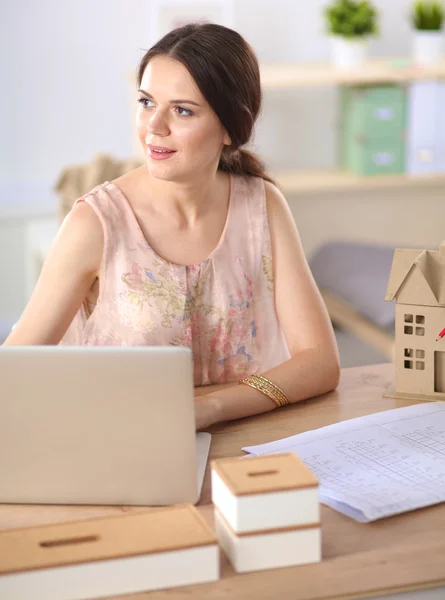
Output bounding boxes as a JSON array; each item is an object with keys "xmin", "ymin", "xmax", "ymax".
[{"xmin": 0, "ymin": 346, "xmax": 199, "ymax": 506}]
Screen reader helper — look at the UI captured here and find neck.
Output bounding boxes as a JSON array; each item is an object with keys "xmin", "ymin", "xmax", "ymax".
[{"xmin": 139, "ymin": 168, "xmax": 229, "ymax": 228}]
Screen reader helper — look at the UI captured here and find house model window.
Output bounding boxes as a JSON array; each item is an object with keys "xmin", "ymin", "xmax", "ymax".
[
  {"xmin": 404, "ymin": 348, "xmax": 425, "ymax": 370},
  {"xmin": 404, "ymin": 314, "xmax": 413, "ymax": 334},
  {"xmin": 404, "ymin": 313, "xmax": 425, "ymax": 335}
]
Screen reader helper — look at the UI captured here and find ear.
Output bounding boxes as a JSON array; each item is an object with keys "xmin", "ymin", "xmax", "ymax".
[{"xmin": 223, "ymin": 131, "xmax": 232, "ymax": 146}]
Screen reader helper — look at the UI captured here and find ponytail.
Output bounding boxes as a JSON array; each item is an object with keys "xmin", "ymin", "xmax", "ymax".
[{"xmin": 218, "ymin": 148, "xmax": 275, "ymax": 185}]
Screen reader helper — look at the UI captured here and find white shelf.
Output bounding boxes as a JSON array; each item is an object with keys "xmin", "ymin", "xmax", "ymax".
[
  {"xmin": 272, "ymin": 168, "xmax": 445, "ymax": 195},
  {"xmin": 260, "ymin": 58, "xmax": 445, "ymax": 89}
]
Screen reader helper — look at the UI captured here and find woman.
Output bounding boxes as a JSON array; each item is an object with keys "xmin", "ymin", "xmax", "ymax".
[{"xmin": 4, "ymin": 23, "xmax": 340, "ymax": 429}]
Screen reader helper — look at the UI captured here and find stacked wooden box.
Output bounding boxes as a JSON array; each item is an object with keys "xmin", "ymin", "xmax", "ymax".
[
  {"xmin": 211, "ymin": 452, "xmax": 321, "ymax": 573},
  {"xmin": 0, "ymin": 505, "xmax": 219, "ymax": 600}
]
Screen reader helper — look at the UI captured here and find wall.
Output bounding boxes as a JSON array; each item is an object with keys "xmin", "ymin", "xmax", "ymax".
[
  {"xmin": 1, "ymin": 0, "xmax": 415, "ymax": 185},
  {"xmin": 1, "ymin": 0, "xmax": 430, "ymax": 327}
]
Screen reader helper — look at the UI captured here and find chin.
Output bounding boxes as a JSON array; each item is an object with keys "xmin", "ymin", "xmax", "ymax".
[
  {"xmin": 146, "ymin": 163, "xmax": 175, "ymax": 179},
  {"xmin": 145, "ymin": 162, "xmax": 191, "ymax": 184}
]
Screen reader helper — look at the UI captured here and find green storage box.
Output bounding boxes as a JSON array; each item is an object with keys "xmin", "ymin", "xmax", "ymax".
[
  {"xmin": 340, "ymin": 85, "xmax": 407, "ymax": 139},
  {"xmin": 341, "ymin": 136, "xmax": 405, "ymax": 176},
  {"xmin": 339, "ymin": 84, "xmax": 407, "ymax": 175}
]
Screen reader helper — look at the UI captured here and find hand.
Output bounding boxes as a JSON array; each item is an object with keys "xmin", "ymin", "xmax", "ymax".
[{"xmin": 194, "ymin": 395, "xmax": 220, "ymax": 431}]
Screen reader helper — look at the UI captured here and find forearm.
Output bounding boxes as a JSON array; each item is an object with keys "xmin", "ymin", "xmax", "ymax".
[
  {"xmin": 194, "ymin": 382, "xmax": 238, "ymax": 397},
  {"xmin": 200, "ymin": 346, "xmax": 340, "ymax": 426}
]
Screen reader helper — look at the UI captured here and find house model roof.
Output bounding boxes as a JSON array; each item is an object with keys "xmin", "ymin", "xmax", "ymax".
[{"xmin": 385, "ymin": 242, "xmax": 445, "ymax": 306}]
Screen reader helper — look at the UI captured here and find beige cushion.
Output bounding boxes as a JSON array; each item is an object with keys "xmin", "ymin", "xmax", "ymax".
[{"xmin": 54, "ymin": 153, "xmax": 142, "ymax": 221}]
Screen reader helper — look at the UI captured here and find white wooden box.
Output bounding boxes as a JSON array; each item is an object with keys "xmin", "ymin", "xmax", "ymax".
[
  {"xmin": 214, "ymin": 508, "xmax": 321, "ymax": 573},
  {"xmin": 0, "ymin": 505, "xmax": 219, "ymax": 600},
  {"xmin": 211, "ymin": 453, "xmax": 319, "ymax": 534}
]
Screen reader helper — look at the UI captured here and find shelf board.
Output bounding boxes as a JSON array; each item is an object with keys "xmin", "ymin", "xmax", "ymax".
[
  {"xmin": 272, "ymin": 168, "xmax": 445, "ymax": 194},
  {"xmin": 260, "ymin": 58, "xmax": 445, "ymax": 89}
]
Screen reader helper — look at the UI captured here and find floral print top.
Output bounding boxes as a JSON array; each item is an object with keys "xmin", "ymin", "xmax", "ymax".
[{"xmin": 61, "ymin": 175, "xmax": 290, "ymax": 385}]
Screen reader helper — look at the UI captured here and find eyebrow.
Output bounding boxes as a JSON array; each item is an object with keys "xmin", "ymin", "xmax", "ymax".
[{"xmin": 137, "ymin": 89, "xmax": 201, "ymax": 107}]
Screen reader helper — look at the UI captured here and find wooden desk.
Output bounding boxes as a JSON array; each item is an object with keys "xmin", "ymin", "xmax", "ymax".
[{"xmin": 1, "ymin": 363, "xmax": 445, "ymax": 599}]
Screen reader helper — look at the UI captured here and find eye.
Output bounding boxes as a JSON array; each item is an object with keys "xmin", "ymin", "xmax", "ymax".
[
  {"xmin": 137, "ymin": 98, "xmax": 154, "ymax": 108},
  {"xmin": 175, "ymin": 106, "xmax": 193, "ymax": 117}
]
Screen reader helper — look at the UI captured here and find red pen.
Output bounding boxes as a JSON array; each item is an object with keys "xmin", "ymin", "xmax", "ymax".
[{"xmin": 436, "ymin": 328, "xmax": 445, "ymax": 341}]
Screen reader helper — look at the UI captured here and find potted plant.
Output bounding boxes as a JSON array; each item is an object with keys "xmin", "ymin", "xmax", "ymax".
[
  {"xmin": 411, "ymin": 1, "xmax": 444, "ymax": 64},
  {"xmin": 325, "ymin": 0, "xmax": 378, "ymax": 69}
]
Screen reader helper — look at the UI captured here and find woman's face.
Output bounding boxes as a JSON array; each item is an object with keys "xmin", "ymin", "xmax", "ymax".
[{"xmin": 136, "ymin": 56, "xmax": 231, "ymax": 182}]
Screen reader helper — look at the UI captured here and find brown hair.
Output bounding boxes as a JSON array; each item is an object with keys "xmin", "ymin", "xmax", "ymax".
[{"xmin": 137, "ymin": 23, "xmax": 274, "ymax": 184}]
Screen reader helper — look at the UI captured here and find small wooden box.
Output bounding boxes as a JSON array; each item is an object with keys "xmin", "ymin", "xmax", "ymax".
[
  {"xmin": 214, "ymin": 508, "xmax": 321, "ymax": 573},
  {"xmin": 211, "ymin": 453, "xmax": 320, "ymax": 534},
  {"xmin": 0, "ymin": 505, "xmax": 219, "ymax": 600}
]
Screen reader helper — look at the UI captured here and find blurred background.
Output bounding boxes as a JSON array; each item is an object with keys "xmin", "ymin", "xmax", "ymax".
[{"xmin": 2, "ymin": 0, "xmax": 445, "ymax": 366}]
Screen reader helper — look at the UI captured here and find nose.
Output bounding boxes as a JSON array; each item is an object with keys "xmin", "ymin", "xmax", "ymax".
[{"xmin": 146, "ymin": 108, "xmax": 170, "ymax": 137}]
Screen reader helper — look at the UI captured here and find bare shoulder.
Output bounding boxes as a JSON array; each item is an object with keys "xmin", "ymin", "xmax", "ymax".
[
  {"xmin": 263, "ymin": 179, "xmax": 286, "ymax": 205},
  {"xmin": 263, "ymin": 179, "xmax": 298, "ymax": 237},
  {"xmin": 62, "ymin": 199, "xmax": 102, "ymax": 241},
  {"xmin": 54, "ymin": 199, "xmax": 104, "ymax": 275}
]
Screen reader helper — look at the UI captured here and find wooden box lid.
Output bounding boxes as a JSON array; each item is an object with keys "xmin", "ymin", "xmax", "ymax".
[
  {"xmin": 0, "ymin": 505, "xmax": 216, "ymax": 575},
  {"xmin": 211, "ymin": 453, "xmax": 318, "ymax": 496}
]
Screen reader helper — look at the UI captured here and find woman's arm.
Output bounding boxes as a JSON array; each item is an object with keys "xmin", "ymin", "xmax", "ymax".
[
  {"xmin": 194, "ymin": 382, "xmax": 237, "ymax": 396},
  {"xmin": 3, "ymin": 202, "xmax": 103, "ymax": 345},
  {"xmin": 195, "ymin": 181, "xmax": 340, "ymax": 430}
]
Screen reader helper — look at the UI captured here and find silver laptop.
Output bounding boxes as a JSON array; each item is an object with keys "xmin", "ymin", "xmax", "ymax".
[{"xmin": 0, "ymin": 346, "xmax": 210, "ymax": 506}]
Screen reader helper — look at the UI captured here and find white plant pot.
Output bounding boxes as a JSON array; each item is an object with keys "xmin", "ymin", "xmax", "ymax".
[
  {"xmin": 331, "ymin": 36, "xmax": 368, "ymax": 69},
  {"xmin": 413, "ymin": 30, "xmax": 444, "ymax": 65}
]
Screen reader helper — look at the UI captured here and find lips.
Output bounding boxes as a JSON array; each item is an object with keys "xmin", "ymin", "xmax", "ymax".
[
  {"xmin": 147, "ymin": 144, "xmax": 176, "ymax": 154},
  {"xmin": 148, "ymin": 144, "xmax": 174, "ymax": 153},
  {"xmin": 146, "ymin": 144, "xmax": 177, "ymax": 161}
]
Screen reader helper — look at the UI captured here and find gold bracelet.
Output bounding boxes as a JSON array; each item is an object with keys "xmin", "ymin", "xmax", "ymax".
[{"xmin": 238, "ymin": 374, "xmax": 290, "ymax": 408}]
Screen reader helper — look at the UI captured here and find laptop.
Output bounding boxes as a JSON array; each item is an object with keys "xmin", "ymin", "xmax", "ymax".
[{"xmin": 0, "ymin": 346, "xmax": 211, "ymax": 506}]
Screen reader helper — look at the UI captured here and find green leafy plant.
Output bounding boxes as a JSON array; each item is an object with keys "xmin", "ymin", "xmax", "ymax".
[
  {"xmin": 325, "ymin": 0, "xmax": 378, "ymax": 38},
  {"xmin": 412, "ymin": 1, "xmax": 444, "ymax": 30}
]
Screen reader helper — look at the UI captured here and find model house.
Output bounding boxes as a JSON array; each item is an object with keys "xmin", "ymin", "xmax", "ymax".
[{"xmin": 385, "ymin": 241, "xmax": 445, "ymax": 400}]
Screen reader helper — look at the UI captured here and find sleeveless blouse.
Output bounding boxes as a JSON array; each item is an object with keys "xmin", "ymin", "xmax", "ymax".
[{"xmin": 61, "ymin": 174, "xmax": 290, "ymax": 385}]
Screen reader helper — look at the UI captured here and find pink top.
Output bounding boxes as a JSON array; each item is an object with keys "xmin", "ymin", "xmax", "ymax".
[{"xmin": 61, "ymin": 174, "xmax": 290, "ymax": 385}]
